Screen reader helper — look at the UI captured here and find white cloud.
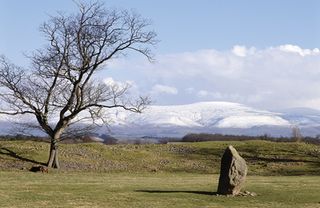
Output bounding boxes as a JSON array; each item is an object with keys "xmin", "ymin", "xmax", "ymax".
[
  {"xmin": 185, "ymin": 87, "xmax": 195, "ymax": 94},
  {"xmin": 278, "ymin": 44, "xmax": 320, "ymax": 56},
  {"xmin": 232, "ymin": 45, "xmax": 256, "ymax": 57},
  {"xmin": 103, "ymin": 77, "xmax": 135, "ymax": 88},
  {"xmin": 197, "ymin": 90, "xmax": 209, "ymax": 97},
  {"xmin": 105, "ymin": 45, "xmax": 320, "ymax": 110},
  {"xmin": 151, "ymin": 84, "xmax": 178, "ymax": 95}
]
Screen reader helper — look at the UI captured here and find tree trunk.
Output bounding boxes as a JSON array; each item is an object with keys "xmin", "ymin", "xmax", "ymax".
[{"xmin": 47, "ymin": 138, "xmax": 60, "ymax": 169}]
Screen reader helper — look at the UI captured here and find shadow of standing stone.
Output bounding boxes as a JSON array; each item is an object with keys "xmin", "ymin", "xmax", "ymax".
[{"xmin": 217, "ymin": 145, "xmax": 247, "ymax": 195}]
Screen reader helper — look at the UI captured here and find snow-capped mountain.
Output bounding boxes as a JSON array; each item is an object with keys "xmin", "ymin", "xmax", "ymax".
[
  {"xmin": 104, "ymin": 102, "xmax": 320, "ymax": 137},
  {"xmin": 109, "ymin": 102, "xmax": 290, "ymax": 128},
  {"xmin": 279, "ymin": 107, "xmax": 320, "ymax": 127},
  {"xmin": 1, "ymin": 101, "xmax": 320, "ymax": 138}
]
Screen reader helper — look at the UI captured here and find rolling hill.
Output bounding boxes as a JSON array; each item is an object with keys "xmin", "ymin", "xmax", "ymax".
[{"xmin": 1, "ymin": 101, "xmax": 320, "ymax": 138}]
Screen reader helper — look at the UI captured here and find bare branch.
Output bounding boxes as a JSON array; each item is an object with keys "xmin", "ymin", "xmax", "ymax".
[
  {"xmin": 0, "ymin": 111, "xmax": 34, "ymax": 115},
  {"xmin": 0, "ymin": 1, "xmax": 156, "ymax": 168}
]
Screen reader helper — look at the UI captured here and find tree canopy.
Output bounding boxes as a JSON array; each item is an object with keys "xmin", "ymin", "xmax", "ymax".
[{"xmin": 0, "ymin": 1, "xmax": 157, "ymax": 168}]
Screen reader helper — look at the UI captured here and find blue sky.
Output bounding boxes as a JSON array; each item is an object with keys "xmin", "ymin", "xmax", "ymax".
[
  {"xmin": 1, "ymin": 1, "xmax": 319, "ymax": 60},
  {"xmin": 1, "ymin": 1, "xmax": 320, "ymax": 109}
]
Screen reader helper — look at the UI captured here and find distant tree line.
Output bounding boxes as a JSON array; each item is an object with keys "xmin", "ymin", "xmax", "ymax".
[
  {"xmin": 181, "ymin": 133, "xmax": 320, "ymax": 145},
  {"xmin": 1, "ymin": 132, "xmax": 320, "ymax": 145}
]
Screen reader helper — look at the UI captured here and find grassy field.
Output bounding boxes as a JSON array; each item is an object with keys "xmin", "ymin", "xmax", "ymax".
[
  {"xmin": 0, "ymin": 140, "xmax": 319, "ymax": 175},
  {"xmin": 0, "ymin": 139, "xmax": 320, "ymax": 207},
  {"xmin": 0, "ymin": 171, "xmax": 319, "ymax": 208}
]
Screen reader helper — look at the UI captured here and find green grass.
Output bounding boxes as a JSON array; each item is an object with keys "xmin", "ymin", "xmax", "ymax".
[
  {"xmin": 0, "ymin": 140, "xmax": 320, "ymax": 207},
  {"xmin": 0, "ymin": 140, "xmax": 319, "ymax": 175},
  {"xmin": 0, "ymin": 172, "xmax": 319, "ymax": 208}
]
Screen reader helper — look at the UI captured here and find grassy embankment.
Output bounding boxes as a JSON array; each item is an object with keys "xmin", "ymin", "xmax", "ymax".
[
  {"xmin": 0, "ymin": 139, "xmax": 319, "ymax": 175},
  {"xmin": 0, "ymin": 139, "xmax": 320, "ymax": 207}
]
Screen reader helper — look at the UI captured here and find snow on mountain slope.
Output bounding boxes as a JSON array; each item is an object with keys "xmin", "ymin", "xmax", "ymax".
[
  {"xmin": 2, "ymin": 101, "xmax": 320, "ymax": 137},
  {"xmin": 279, "ymin": 108, "xmax": 320, "ymax": 127},
  {"xmin": 109, "ymin": 102, "xmax": 291, "ymax": 128}
]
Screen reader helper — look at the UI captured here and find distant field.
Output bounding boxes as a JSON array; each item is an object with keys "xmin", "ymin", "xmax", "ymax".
[
  {"xmin": 0, "ymin": 172, "xmax": 319, "ymax": 208},
  {"xmin": 0, "ymin": 140, "xmax": 319, "ymax": 175}
]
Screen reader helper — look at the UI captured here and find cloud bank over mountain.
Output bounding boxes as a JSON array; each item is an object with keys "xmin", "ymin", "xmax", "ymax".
[{"xmin": 105, "ymin": 45, "xmax": 320, "ymax": 110}]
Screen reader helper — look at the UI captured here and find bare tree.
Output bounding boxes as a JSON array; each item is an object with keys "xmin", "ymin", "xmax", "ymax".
[
  {"xmin": 292, "ymin": 125, "xmax": 303, "ymax": 142},
  {"xmin": 0, "ymin": 1, "xmax": 156, "ymax": 169}
]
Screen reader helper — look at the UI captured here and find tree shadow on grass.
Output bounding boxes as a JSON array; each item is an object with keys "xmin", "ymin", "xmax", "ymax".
[
  {"xmin": 0, "ymin": 147, "xmax": 46, "ymax": 166},
  {"xmin": 136, "ymin": 190, "xmax": 217, "ymax": 196}
]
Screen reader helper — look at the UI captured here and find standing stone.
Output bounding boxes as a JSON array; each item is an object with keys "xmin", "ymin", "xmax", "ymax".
[{"xmin": 217, "ymin": 145, "xmax": 247, "ymax": 195}]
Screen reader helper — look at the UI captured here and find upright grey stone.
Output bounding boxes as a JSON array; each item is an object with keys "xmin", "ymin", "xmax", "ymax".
[{"xmin": 217, "ymin": 145, "xmax": 247, "ymax": 195}]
